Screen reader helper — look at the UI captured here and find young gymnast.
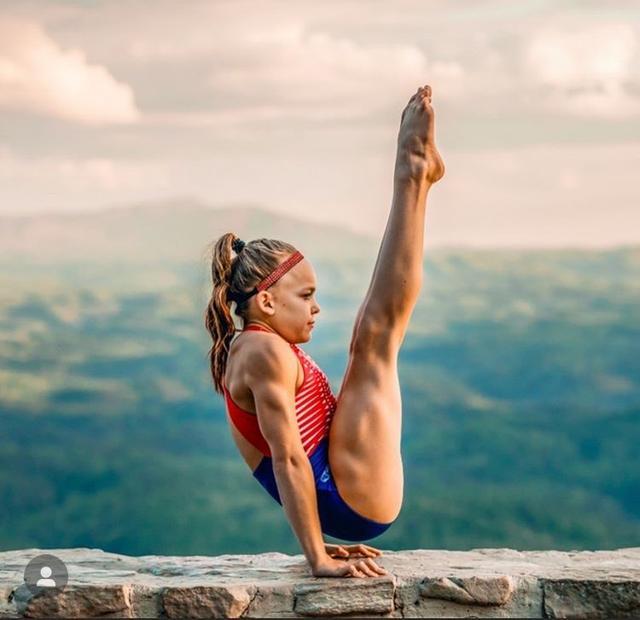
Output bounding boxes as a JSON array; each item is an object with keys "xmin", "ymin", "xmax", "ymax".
[{"xmin": 205, "ymin": 85, "xmax": 445, "ymax": 578}]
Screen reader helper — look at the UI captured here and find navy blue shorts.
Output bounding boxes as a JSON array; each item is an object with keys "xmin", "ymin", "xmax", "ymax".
[{"xmin": 252, "ymin": 436, "xmax": 396, "ymax": 541}]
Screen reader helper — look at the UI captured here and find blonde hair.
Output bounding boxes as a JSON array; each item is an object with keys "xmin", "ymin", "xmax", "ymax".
[{"xmin": 204, "ymin": 233, "xmax": 298, "ymax": 394}]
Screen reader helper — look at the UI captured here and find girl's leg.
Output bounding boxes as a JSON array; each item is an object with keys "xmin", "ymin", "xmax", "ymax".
[{"xmin": 328, "ymin": 85, "xmax": 445, "ymax": 523}]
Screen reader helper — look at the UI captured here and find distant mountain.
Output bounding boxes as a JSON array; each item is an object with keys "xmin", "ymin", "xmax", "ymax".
[{"xmin": 0, "ymin": 199, "xmax": 378, "ymax": 263}]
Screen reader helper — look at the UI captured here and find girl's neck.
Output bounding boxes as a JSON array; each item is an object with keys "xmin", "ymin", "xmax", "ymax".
[{"xmin": 244, "ymin": 321, "xmax": 276, "ymax": 334}]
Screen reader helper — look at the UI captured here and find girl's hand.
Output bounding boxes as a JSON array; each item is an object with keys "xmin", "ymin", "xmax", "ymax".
[
  {"xmin": 324, "ymin": 543, "xmax": 383, "ymax": 559},
  {"xmin": 312, "ymin": 555, "xmax": 389, "ymax": 579}
]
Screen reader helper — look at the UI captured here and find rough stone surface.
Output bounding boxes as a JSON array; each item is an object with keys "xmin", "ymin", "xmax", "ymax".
[{"xmin": 0, "ymin": 547, "xmax": 638, "ymax": 618}]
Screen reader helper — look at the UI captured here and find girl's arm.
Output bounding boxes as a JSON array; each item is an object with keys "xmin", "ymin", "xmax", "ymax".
[{"xmin": 246, "ymin": 337, "xmax": 329, "ymax": 571}]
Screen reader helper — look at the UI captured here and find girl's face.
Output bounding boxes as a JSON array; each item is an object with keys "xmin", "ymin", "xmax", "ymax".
[{"xmin": 266, "ymin": 259, "xmax": 321, "ymax": 343}]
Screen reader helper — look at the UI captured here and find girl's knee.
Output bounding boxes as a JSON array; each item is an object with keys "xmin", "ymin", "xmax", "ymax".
[{"xmin": 350, "ymin": 317, "xmax": 401, "ymax": 364}]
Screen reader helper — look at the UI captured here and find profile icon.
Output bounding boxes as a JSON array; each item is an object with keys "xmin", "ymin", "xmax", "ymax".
[
  {"xmin": 23, "ymin": 554, "xmax": 68, "ymax": 595},
  {"xmin": 36, "ymin": 565, "xmax": 56, "ymax": 587}
]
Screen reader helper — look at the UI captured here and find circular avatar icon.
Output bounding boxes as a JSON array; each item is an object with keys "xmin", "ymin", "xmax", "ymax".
[{"xmin": 23, "ymin": 554, "xmax": 68, "ymax": 595}]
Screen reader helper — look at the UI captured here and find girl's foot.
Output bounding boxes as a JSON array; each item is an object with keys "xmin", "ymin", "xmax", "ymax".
[{"xmin": 395, "ymin": 85, "xmax": 445, "ymax": 185}]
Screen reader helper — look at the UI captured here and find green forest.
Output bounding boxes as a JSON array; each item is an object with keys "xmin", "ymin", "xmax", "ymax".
[{"xmin": 1, "ymin": 242, "xmax": 638, "ymax": 556}]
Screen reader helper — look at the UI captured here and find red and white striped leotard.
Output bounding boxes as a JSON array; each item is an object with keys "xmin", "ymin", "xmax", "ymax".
[{"xmin": 223, "ymin": 324, "xmax": 337, "ymax": 457}]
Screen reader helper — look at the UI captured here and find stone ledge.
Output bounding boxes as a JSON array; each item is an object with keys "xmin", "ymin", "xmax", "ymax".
[{"xmin": 1, "ymin": 547, "xmax": 639, "ymax": 618}]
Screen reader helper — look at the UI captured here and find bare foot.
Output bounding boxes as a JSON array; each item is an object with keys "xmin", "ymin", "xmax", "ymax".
[{"xmin": 395, "ymin": 84, "xmax": 445, "ymax": 185}]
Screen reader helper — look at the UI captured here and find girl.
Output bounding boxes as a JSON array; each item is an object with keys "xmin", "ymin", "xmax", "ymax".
[{"xmin": 205, "ymin": 85, "xmax": 444, "ymax": 579}]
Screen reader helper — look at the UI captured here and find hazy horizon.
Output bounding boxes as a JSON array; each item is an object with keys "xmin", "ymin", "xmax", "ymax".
[
  {"xmin": 1, "ymin": 0, "xmax": 639, "ymax": 248},
  {"xmin": 2, "ymin": 199, "xmax": 640, "ymax": 253}
]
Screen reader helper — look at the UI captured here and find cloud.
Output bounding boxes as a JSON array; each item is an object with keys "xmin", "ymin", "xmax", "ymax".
[
  {"xmin": 0, "ymin": 146, "xmax": 153, "ymax": 201},
  {"xmin": 526, "ymin": 22, "xmax": 639, "ymax": 118},
  {"xmin": 0, "ymin": 16, "xmax": 140, "ymax": 125},
  {"xmin": 92, "ymin": 3, "xmax": 464, "ymax": 124},
  {"xmin": 125, "ymin": 23, "xmax": 465, "ymax": 128},
  {"xmin": 201, "ymin": 28, "xmax": 464, "ymax": 123}
]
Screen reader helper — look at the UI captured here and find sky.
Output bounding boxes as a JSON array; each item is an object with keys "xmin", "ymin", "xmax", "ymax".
[{"xmin": 0, "ymin": 0, "xmax": 638, "ymax": 248}]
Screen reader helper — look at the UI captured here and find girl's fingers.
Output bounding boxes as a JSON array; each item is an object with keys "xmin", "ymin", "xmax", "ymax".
[
  {"xmin": 345, "ymin": 558, "xmax": 389, "ymax": 578},
  {"xmin": 355, "ymin": 561, "xmax": 377, "ymax": 577},
  {"xmin": 347, "ymin": 544, "xmax": 381, "ymax": 557},
  {"xmin": 365, "ymin": 558, "xmax": 389, "ymax": 575},
  {"xmin": 361, "ymin": 544, "xmax": 382, "ymax": 556},
  {"xmin": 326, "ymin": 544, "xmax": 349, "ymax": 557}
]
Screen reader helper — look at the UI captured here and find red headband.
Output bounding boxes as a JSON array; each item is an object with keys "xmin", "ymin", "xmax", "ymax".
[
  {"xmin": 229, "ymin": 250, "xmax": 304, "ymax": 304},
  {"xmin": 256, "ymin": 250, "xmax": 304, "ymax": 291}
]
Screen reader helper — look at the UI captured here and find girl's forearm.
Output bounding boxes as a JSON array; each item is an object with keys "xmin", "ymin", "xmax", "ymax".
[{"xmin": 273, "ymin": 455, "xmax": 329, "ymax": 569}]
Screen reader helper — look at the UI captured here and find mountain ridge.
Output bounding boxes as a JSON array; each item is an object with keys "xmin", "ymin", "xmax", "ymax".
[
  {"xmin": 0, "ymin": 199, "xmax": 377, "ymax": 263},
  {"xmin": 1, "ymin": 199, "xmax": 638, "ymax": 263}
]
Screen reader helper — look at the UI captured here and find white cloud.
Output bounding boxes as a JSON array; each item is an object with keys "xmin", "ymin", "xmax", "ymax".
[
  {"xmin": 202, "ymin": 27, "xmax": 464, "ymax": 122},
  {"xmin": 95, "ymin": 4, "xmax": 464, "ymax": 123},
  {"xmin": 127, "ymin": 24, "xmax": 465, "ymax": 128},
  {"xmin": 526, "ymin": 22, "xmax": 639, "ymax": 118},
  {"xmin": 0, "ymin": 16, "xmax": 140, "ymax": 125},
  {"xmin": 0, "ymin": 146, "xmax": 154, "ymax": 204}
]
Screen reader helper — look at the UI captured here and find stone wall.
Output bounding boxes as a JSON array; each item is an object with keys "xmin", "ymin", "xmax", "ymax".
[{"xmin": 1, "ymin": 547, "xmax": 639, "ymax": 618}]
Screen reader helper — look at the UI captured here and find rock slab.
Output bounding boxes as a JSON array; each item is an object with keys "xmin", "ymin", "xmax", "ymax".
[{"xmin": 1, "ymin": 547, "xmax": 639, "ymax": 618}]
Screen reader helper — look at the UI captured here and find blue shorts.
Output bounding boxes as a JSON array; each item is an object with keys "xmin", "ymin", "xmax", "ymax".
[{"xmin": 252, "ymin": 436, "xmax": 396, "ymax": 541}]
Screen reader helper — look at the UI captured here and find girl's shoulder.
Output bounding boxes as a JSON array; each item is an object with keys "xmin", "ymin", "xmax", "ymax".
[{"xmin": 227, "ymin": 329, "xmax": 305, "ymax": 390}]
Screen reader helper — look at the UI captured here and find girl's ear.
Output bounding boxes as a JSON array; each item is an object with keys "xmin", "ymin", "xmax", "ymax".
[{"xmin": 255, "ymin": 291, "xmax": 276, "ymax": 316}]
